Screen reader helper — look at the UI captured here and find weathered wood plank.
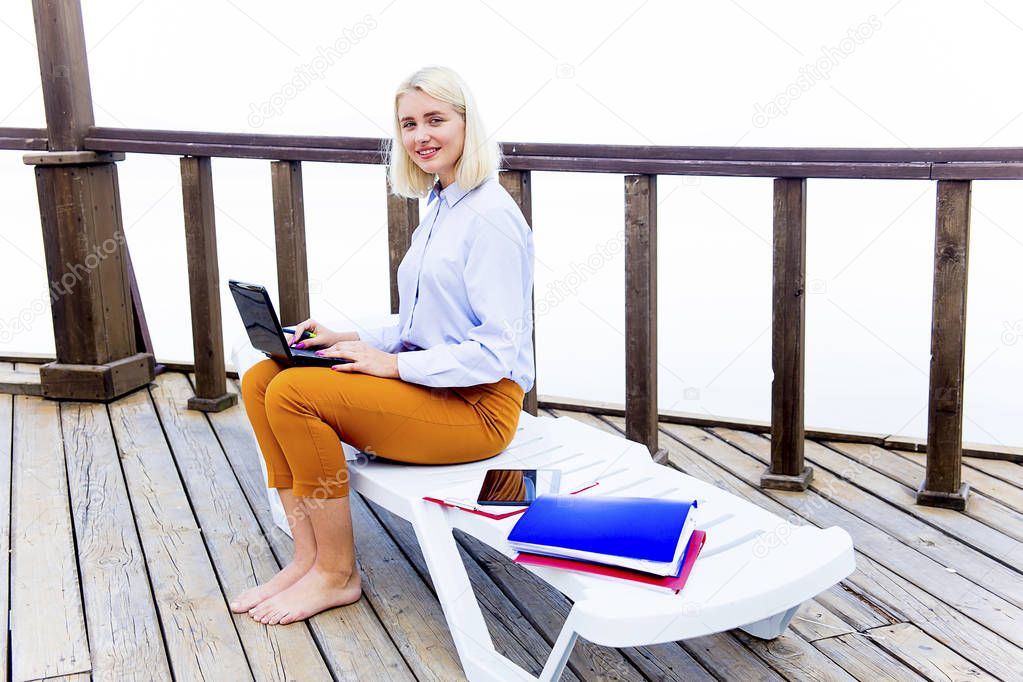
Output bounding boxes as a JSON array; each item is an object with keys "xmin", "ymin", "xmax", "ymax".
[
  {"xmin": 10, "ymin": 395, "xmax": 91, "ymax": 681},
  {"xmin": 958, "ymin": 456, "xmax": 1023, "ymax": 490},
  {"xmin": 61, "ymin": 402, "xmax": 171, "ymax": 682},
  {"xmin": 732, "ymin": 629, "xmax": 857, "ymax": 682},
  {"xmin": 364, "ymin": 499, "xmax": 580, "ymax": 681},
  {"xmin": 149, "ymin": 373, "xmax": 330, "ymax": 681},
  {"xmin": 764, "ymin": 177, "xmax": 811, "ymax": 490},
  {"xmin": 826, "ymin": 441, "xmax": 1023, "ymax": 544},
  {"xmin": 813, "ymin": 633, "xmax": 926, "ymax": 682},
  {"xmin": 0, "ymin": 371, "xmax": 41, "ymax": 397},
  {"xmin": 271, "ymin": 160, "xmax": 310, "ymax": 325},
  {"xmin": 867, "ymin": 622, "xmax": 998, "ymax": 681},
  {"xmin": 920, "ymin": 180, "xmax": 972, "ymax": 508},
  {"xmin": 108, "ymin": 388, "xmax": 252, "ymax": 680},
  {"xmin": 209, "ymin": 377, "xmax": 416, "ymax": 681},
  {"xmin": 655, "ymin": 422, "xmax": 1023, "ymax": 680},
  {"xmin": 624, "ymin": 174, "xmax": 660, "ymax": 457}
]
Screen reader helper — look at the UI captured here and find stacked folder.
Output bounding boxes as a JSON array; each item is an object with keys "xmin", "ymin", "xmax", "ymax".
[{"xmin": 507, "ymin": 495, "xmax": 704, "ymax": 592}]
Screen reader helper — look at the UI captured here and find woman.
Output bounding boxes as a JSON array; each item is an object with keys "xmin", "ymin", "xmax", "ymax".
[{"xmin": 232, "ymin": 65, "xmax": 535, "ymax": 626}]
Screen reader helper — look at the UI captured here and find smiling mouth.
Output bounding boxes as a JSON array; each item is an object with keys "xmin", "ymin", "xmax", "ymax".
[{"xmin": 416, "ymin": 148, "xmax": 439, "ymax": 159}]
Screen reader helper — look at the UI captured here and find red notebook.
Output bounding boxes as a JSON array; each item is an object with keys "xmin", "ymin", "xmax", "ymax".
[
  {"xmin": 423, "ymin": 481, "xmax": 600, "ymax": 520},
  {"xmin": 514, "ymin": 530, "xmax": 707, "ymax": 593}
]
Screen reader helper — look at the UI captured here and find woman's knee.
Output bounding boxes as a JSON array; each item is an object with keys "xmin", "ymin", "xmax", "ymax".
[
  {"xmin": 241, "ymin": 358, "xmax": 284, "ymax": 404},
  {"xmin": 264, "ymin": 368, "xmax": 318, "ymax": 418}
]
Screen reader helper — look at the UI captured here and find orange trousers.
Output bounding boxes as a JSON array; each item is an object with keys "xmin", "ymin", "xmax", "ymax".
[{"xmin": 240, "ymin": 359, "xmax": 525, "ymax": 498}]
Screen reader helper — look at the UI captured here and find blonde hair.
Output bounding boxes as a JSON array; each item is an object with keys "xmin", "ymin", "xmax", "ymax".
[{"xmin": 385, "ymin": 65, "xmax": 501, "ymax": 198}]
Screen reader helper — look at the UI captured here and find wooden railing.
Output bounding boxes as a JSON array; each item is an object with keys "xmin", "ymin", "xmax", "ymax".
[
  {"xmin": 7, "ymin": 124, "xmax": 1022, "ymax": 510},
  {"xmin": 5, "ymin": 0, "xmax": 1022, "ymax": 511}
]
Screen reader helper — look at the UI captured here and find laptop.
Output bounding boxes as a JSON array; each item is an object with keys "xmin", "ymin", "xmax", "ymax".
[{"xmin": 228, "ymin": 280, "xmax": 350, "ymax": 368}]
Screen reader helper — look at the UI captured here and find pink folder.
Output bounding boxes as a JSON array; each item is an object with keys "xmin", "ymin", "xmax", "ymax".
[{"xmin": 513, "ymin": 530, "xmax": 707, "ymax": 593}]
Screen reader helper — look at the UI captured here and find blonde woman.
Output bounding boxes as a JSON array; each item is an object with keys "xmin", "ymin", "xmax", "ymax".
[{"xmin": 233, "ymin": 65, "xmax": 535, "ymax": 625}]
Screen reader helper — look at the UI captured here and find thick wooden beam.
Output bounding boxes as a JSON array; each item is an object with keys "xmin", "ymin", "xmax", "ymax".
[
  {"xmin": 762, "ymin": 177, "xmax": 813, "ymax": 491},
  {"xmin": 27, "ymin": 0, "xmax": 153, "ymax": 401},
  {"xmin": 31, "ymin": 0, "xmax": 94, "ymax": 150},
  {"xmin": 624, "ymin": 175, "xmax": 664, "ymax": 461},
  {"xmin": 271, "ymin": 160, "xmax": 310, "ymax": 325},
  {"xmin": 499, "ymin": 169, "xmax": 538, "ymax": 417},
  {"xmin": 385, "ymin": 180, "xmax": 418, "ymax": 314},
  {"xmin": 917, "ymin": 180, "xmax": 972, "ymax": 509},
  {"xmin": 180, "ymin": 156, "xmax": 236, "ymax": 412}
]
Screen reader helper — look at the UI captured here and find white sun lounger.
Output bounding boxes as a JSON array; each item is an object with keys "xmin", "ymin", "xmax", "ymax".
[{"xmin": 231, "ymin": 324, "xmax": 855, "ymax": 682}]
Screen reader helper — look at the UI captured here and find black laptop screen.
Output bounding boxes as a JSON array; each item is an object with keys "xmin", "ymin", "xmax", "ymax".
[{"xmin": 230, "ymin": 283, "xmax": 289, "ymax": 358}]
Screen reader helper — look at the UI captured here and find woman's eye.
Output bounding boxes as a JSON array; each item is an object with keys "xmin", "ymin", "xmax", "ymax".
[{"xmin": 431, "ymin": 118, "xmax": 442, "ymax": 124}]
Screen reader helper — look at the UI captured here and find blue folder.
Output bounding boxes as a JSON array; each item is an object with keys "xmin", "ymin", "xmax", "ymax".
[{"xmin": 507, "ymin": 495, "xmax": 697, "ymax": 563}]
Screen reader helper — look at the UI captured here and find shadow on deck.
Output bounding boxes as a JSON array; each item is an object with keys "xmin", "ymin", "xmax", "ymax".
[{"xmin": 2, "ymin": 361, "xmax": 1020, "ymax": 681}]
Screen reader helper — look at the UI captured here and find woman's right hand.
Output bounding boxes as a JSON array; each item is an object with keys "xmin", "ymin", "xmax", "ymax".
[{"xmin": 288, "ymin": 319, "xmax": 359, "ymax": 349}]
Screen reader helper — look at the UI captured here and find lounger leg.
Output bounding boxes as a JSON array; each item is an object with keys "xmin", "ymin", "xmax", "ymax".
[
  {"xmin": 410, "ymin": 502, "xmax": 535, "ymax": 682},
  {"xmin": 539, "ymin": 614, "xmax": 578, "ymax": 682},
  {"xmin": 738, "ymin": 603, "xmax": 800, "ymax": 639}
]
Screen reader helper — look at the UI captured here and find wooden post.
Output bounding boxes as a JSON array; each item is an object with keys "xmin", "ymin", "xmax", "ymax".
[
  {"xmin": 385, "ymin": 180, "xmax": 418, "ymax": 314},
  {"xmin": 499, "ymin": 169, "xmax": 538, "ymax": 416},
  {"xmin": 762, "ymin": 178, "xmax": 813, "ymax": 490},
  {"xmin": 917, "ymin": 180, "xmax": 972, "ymax": 509},
  {"xmin": 624, "ymin": 175, "xmax": 665, "ymax": 461},
  {"xmin": 27, "ymin": 0, "xmax": 154, "ymax": 400},
  {"xmin": 271, "ymin": 160, "xmax": 310, "ymax": 325},
  {"xmin": 180, "ymin": 156, "xmax": 236, "ymax": 412}
]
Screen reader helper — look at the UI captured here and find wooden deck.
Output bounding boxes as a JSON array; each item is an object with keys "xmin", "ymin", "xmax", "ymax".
[{"xmin": 2, "ymin": 362, "xmax": 1021, "ymax": 682}]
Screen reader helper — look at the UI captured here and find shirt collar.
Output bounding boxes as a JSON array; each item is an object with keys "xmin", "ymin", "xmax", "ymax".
[{"xmin": 427, "ymin": 179, "xmax": 471, "ymax": 207}]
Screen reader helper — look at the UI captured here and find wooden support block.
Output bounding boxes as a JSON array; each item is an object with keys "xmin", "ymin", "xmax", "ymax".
[
  {"xmin": 918, "ymin": 180, "xmax": 972, "ymax": 509},
  {"xmin": 180, "ymin": 155, "xmax": 235, "ymax": 412},
  {"xmin": 271, "ymin": 160, "xmax": 310, "ymax": 325},
  {"xmin": 624, "ymin": 174, "xmax": 659, "ymax": 456},
  {"xmin": 499, "ymin": 169, "xmax": 538, "ymax": 416},
  {"xmin": 38, "ymin": 352, "xmax": 154, "ymax": 401},
  {"xmin": 763, "ymin": 177, "xmax": 812, "ymax": 490}
]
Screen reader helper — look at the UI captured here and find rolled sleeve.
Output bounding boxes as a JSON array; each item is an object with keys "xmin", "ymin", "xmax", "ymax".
[{"xmin": 397, "ymin": 207, "xmax": 530, "ymax": 388}]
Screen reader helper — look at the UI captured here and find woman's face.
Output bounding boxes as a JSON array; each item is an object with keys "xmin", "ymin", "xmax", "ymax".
[{"xmin": 398, "ymin": 89, "xmax": 465, "ymax": 188}]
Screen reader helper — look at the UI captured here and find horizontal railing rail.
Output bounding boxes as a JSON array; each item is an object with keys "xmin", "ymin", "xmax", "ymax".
[{"xmin": 5, "ymin": 123, "xmax": 1017, "ymax": 509}]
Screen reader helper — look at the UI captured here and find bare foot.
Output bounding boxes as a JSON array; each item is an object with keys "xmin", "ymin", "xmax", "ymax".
[
  {"xmin": 249, "ymin": 567, "xmax": 362, "ymax": 625},
  {"xmin": 230, "ymin": 559, "xmax": 314, "ymax": 613}
]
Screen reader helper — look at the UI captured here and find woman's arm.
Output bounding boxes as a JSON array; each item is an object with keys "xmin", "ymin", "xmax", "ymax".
[{"xmin": 396, "ymin": 206, "xmax": 533, "ymax": 387}]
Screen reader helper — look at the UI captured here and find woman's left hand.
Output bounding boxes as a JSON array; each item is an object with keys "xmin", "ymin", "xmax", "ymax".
[{"xmin": 316, "ymin": 341, "xmax": 400, "ymax": 379}]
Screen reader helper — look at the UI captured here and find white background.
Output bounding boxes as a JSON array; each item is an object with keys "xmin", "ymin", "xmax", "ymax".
[{"xmin": 1, "ymin": 1, "xmax": 1020, "ymax": 446}]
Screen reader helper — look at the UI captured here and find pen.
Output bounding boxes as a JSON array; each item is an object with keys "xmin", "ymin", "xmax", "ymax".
[{"xmin": 283, "ymin": 327, "xmax": 317, "ymax": 340}]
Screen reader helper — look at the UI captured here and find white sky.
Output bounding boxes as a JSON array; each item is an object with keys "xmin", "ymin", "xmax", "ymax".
[{"xmin": 1, "ymin": 0, "xmax": 1021, "ymax": 446}]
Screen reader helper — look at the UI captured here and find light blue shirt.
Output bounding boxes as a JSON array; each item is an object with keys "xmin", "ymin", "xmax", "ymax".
[{"xmin": 361, "ymin": 177, "xmax": 535, "ymax": 393}]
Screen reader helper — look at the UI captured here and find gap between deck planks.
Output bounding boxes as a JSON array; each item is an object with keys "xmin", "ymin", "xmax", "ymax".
[{"xmin": 584, "ymin": 411, "xmax": 1020, "ymax": 682}]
